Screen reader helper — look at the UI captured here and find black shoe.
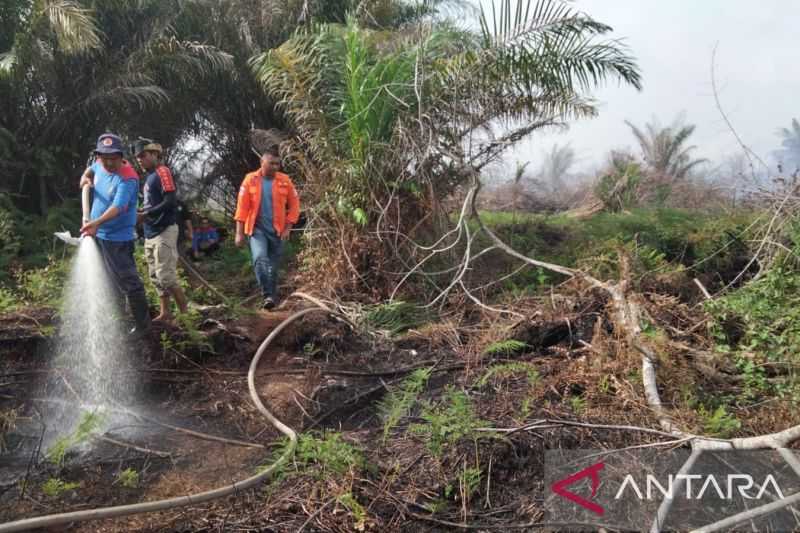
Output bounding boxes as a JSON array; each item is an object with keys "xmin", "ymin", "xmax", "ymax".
[
  {"xmin": 262, "ymin": 297, "xmax": 276, "ymax": 310},
  {"xmin": 128, "ymin": 290, "xmax": 152, "ymax": 337}
]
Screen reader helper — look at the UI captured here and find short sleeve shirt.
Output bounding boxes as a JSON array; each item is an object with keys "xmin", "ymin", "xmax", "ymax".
[
  {"xmin": 90, "ymin": 159, "xmax": 139, "ymax": 241},
  {"xmin": 256, "ymin": 177, "xmax": 274, "ymax": 234},
  {"xmin": 142, "ymin": 165, "xmax": 177, "ymax": 238}
]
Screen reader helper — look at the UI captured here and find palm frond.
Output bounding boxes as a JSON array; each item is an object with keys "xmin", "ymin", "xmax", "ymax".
[
  {"xmin": 478, "ymin": 0, "xmax": 641, "ymax": 92},
  {"xmin": 142, "ymin": 37, "xmax": 234, "ymax": 78},
  {"xmin": 437, "ymin": 0, "xmax": 641, "ymax": 131},
  {"xmin": 655, "ymin": 125, "xmax": 688, "ymax": 173},
  {"xmin": 250, "ymin": 25, "xmax": 341, "ymax": 164},
  {"xmin": 250, "ymin": 128, "xmax": 288, "ymax": 155},
  {"xmin": 84, "ymin": 80, "xmax": 169, "ymax": 108},
  {"xmin": 625, "ymin": 119, "xmax": 652, "ymax": 161},
  {"xmin": 627, "ymin": 116, "xmax": 705, "ymax": 179},
  {"xmin": 778, "ymin": 118, "xmax": 800, "ymax": 153},
  {"xmin": 44, "ymin": 0, "xmax": 103, "ymax": 53},
  {"xmin": 0, "ymin": 50, "xmax": 17, "ymax": 73},
  {"xmin": 674, "ymin": 156, "xmax": 708, "ymax": 179}
]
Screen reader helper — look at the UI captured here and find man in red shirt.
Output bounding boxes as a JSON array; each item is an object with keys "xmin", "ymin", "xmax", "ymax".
[{"xmin": 234, "ymin": 147, "xmax": 300, "ymax": 309}]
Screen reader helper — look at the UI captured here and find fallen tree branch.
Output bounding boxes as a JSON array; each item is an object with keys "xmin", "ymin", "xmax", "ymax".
[
  {"xmin": 178, "ymin": 255, "xmax": 227, "ymax": 302},
  {"xmin": 478, "ymin": 418, "xmax": 679, "ymax": 439},
  {"xmin": 94, "ymin": 435, "xmax": 170, "ymax": 458},
  {"xmin": 690, "ymin": 491, "xmax": 800, "ymax": 533},
  {"xmin": 459, "ymin": 170, "xmax": 800, "ymax": 530}
]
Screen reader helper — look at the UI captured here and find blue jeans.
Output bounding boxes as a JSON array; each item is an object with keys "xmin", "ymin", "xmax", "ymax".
[{"xmin": 249, "ymin": 228, "xmax": 283, "ymax": 299}]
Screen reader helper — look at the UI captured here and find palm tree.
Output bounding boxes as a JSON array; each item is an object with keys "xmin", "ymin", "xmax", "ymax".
[
  {"xmin": 0, "ymin": 0, "xmax": 232, "ymax": 213},
  {"xmin": 252, "ymin": 0, "xmax": 641, "ymax": 212},
  {"xmin": 625, "ymin": 116, "xmax": 707, "ymax": 180},
  {"xmin": 538, "ymin": 144, "xmax": 576, "ymax": 196},
  {"xmin": 250, "ymin": 0, "xmax": 641, "ymax": 291},
  {"xmin": 776, "ymin": 118, "xmax": 800, "ymax": 172}
]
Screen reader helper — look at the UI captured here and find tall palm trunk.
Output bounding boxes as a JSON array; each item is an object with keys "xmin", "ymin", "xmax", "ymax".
[{"xmin": 38, "ymin": 174, "xmax": 48, "ymax": 215}]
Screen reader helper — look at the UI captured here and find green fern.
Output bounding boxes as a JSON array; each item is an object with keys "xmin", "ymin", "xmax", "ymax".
[
  {"xmin": 116, "ymin": 468, "xmax": 139, "ymax": 488},
  {"xmin": 699, "ymin": 405, "xmax": 741, "ymax": 438},
  {"xmin": 476, "ymin": 362, "xmax": 539, "ymax": 388},
  {"xmin": 259, "ymin": 432, "xmax": 364, "ymax": 480},
  {"xmin": 46, "ymin": 410, "xmax": 106, "ymax": 466},
  {"xmin": 363, "ymin": 301, "xmax": 429, "ymax": 335},
  {"xmin": 41, "ymin": 478, "xmax": 80, "ymax": 498},
  {"xmin": 378, "ymin": 367, "xmax": 432, "ymax": 443},
  {"xmin": 483, "ymin": 339, "xmax": 528, "ymax": 356},
  {"xmin": 338, "ymin": 492, "xmax": 367, "ymax": 530},
  {"xmin": 410, "ymin": 387, "xmax": 493, "ymax": 457},
  {"xmin": 459, "ymin": 466, "xmax": 482, "ymax": 501}
]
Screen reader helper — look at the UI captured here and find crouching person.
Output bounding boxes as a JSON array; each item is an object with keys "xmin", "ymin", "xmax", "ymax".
[
  {"xmin": 192, "ymin": 217, "xmax": 220, "ymax": 260},
  {"xmin": 79, "ymin": 133, "xmax": 152, "ymax": 337},
  {"xmin": 134, "ymin": 139, "xmax": 188, "ymax": 323}
]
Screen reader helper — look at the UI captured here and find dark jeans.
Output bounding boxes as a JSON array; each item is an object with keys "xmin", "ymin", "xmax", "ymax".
[
  {"xmin": 96, "ymin": 238, "xmax": 148, "ymax": 315},
  {"xmin": 249, "ymin": 228, "xmax": 283, "ymax": 299}
]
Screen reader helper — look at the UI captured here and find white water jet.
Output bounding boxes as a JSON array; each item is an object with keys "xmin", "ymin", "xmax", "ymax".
[{"xmin": 47, "ymin": 237, "xmax": 137, "ymax": 440}]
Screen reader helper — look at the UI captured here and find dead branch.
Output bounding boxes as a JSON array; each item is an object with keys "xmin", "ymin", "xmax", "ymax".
[
  {"xmin": 691, "ymin": 491, "xmax": 800, "ymax": 533},
  {"xmin": 178, "ymin": 255, "xmax": 227, "ymax": 302},
  {"xmin": 94, "ymin": 435, "xmax": 170, "ymax": 458}
]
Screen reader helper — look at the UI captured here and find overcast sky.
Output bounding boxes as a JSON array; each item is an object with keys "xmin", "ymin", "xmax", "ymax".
[{"xmin": 478, "ymin": 0, "xmax": 798, "ymax": 175}]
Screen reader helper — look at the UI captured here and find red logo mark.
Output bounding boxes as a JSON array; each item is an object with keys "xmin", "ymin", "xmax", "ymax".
[{"xmin": 551, "ymin": 461, "xmax": 605, "ymax": 516}]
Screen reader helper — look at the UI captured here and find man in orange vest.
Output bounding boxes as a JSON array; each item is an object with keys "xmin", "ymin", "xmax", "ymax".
[{"xmin": 234, "ymin": 147, "xmax": 300, "ymax": 309}]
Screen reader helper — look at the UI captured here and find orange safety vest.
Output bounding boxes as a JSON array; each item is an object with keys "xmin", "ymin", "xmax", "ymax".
[{"xmin": 234, "ymin": 170, "xmax": 300, "ymax": 236}]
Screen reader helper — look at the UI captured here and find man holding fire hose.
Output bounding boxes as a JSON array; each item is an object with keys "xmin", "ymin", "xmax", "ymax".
[{"xmin": 78, "ymin": 133, "xmax": 152, "ymax": 338}]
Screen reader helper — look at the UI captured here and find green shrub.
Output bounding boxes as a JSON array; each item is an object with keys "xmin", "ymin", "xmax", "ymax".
[
  {"xmin": 707, "ymin": 265, "xmax": 800, "ymax": 366},
  {"xmin": 337, "ymin": 492, "xmax": 367, "ymax": 531},
  {"xmin": 260, "ymin": 432, "xmax": 364, "ymax": 480},
  {"xmin": 0, "ymin": 286, "xmax": 17, "ymax": 314},
  {"xmin": 115, "ymin": 468, "xmax": 139, "ymax": 488},
  {"xmin": 46, "ymin": 410, "xmax": 106, "ymax": 466},
  {"xmin": 595, "ymin": 161, "xmax": 643, "ymax": 212},
  {"xmin": 41, "ymin": 477, "xmax": 80, "ymax": 498},
  {"xmin": 570, "ymin": 395, "xmax": 587, "ymax": 415},
  {"xmin": 296, "ymin": 432, "xmax": 364, "ymax": 477},
  {"xmin": 706, "ymin": 262, "xmax": 800, "ymax": 401},
  {"xmin": 698, "ymin": 405, "xmax": 741, "ymax": 438},
  {"xmin": 16, "ymin": 258, "xmax": 68, "ymax": 307},
  {"xmin": 363, "ymin": 301, "xmax": 431, "ymax": 335},
  {"xmin": 482, "ymin": 340, "xmax": 528, "ymax": 357},
  {"xmin": 476, "ymin": 208, "xmax": 754, "ymax": 292},
  {"xmin": 0, "ymin": 194, "xmax": 22, "ymax": 282},
  {"xmin": 378, "ymin": 367, "xmax": 432, "ymax": 442},
  {"xmin": 411, "ymin": 387, "xmax": 492, "ymax": 457},
  {"xmin": 458, "ymin": 466, "xmax": 482, "ymax": 502},
  {"xmin": 476, "ymin": 361, "xmax": 539, "ymax": 388}
]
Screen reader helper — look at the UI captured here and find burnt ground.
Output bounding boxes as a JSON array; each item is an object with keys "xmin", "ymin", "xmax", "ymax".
[
  {"xmin": 2, "ymin": 282, "xmax": 800, "ymax": 532},
  {"xmin": 0, "ymin": 302, "xmax": 582, "ymax": 532}
]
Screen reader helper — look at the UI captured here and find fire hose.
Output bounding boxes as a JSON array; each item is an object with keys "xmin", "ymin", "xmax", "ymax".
[{"xmin": 0, "ymin": 307, "xmax": 328, "ymax": 533}]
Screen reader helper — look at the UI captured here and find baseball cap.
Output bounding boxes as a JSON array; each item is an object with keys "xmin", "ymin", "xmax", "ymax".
[
  {"xmin": 94, "ymin": 133, "xmax": 125, "ymax": 155},
  {"xmin": 133, "ymin": 138, "xmax": 163, "ymax": 156}
]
